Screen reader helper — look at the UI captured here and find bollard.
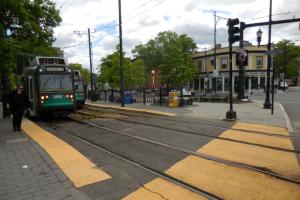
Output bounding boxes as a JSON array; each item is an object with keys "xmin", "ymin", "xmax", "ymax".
[
  {"xmin": 104, "ymin": 90, "xmax": 107, "ymax": 101},
  {"xmin": 143, "ymin": 89, "xmax": 146, "ymax": 105},
  {"xmin": 180, "ymin": 87, "xmax": 184, "ymax": 107},
  {"xmin": 159, "ymin": 86, "xmax": 162, "ymax": 106},
  {"xmin": 111, "ymin": 89, "xmax": 114, "ymax": 103}
]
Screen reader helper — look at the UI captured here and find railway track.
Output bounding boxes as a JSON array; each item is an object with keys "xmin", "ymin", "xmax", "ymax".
[
  {"xmin": 42, "ymin": 120, "xmax": 222, "ymax": 200},
  {"xmin": 76, "ymin": 109, "xmax": 300, "ymax": 154},
  {"xmin": 83, "ymin": 105, "xmax": 300, "ymax": 140},
  {"xmin": 45, "ymin": 115, "xmax": 300, "ymax": 185}
]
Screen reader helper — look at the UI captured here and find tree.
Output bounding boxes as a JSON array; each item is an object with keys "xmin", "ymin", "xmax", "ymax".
[
  {"xmin": 274, "ymin": 40, "xmax": 300, "ymax": 83},
  {"xmin": 0, "ymin": 0, "xmax": 61, "ymax": 89},
  {"xmin": 69, "ymin": 63, "xmax": 91, "ymax": 84},
  {"xmin": 98, "ymin": 46, "xmax": 145, "ymax": 89},
  {"xmin": 132, "ymin": 31, "xmax": 197, "ymax": 87}
]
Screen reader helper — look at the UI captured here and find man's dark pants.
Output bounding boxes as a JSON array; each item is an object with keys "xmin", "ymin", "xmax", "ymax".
[{"xmin": 12, "ymin": 110, "xmax": 23, "ymax": 130}]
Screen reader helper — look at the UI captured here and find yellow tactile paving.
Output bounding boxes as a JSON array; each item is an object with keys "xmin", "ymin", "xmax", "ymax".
[
  {"xmin": 22, "ymin": 119, "xmax": 111, "ymax": 188},
  {"xmin": 122, "ymin": 178, "xmax": 207, "ymax": 200},
  {"xmin": 124, "ymin": 122, "xmax": 300, "ymax": 199},
  {"xmin": 232, "ymin": 122, "xmax": 289, "ymax": 135},
  {"xmin": 166, "ymin": 155, "xmax": 300, "ymax": 200},
  {"xmin": 220, "ymin": 129, "xmax": 295, "ymax": 151},
  {"xmin": 199, "ymin": 137, "xmax": 300, "ymax": 179},
  {"xmin": 86, "ymin": 102, "xmax": 176, "ymax": 116}
]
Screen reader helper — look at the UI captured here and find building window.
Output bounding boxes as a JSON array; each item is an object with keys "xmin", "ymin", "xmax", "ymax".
[
  {"xmin": 198, "ymin": 61, "xmax": 202, "ymax": 72},
  {"xmin": 221, "ymin": 58, "xmax": 228, "ymax": 69},
  {"xmin": 256, "ymin": 56, "xmax": 263, "ymax": 68}
]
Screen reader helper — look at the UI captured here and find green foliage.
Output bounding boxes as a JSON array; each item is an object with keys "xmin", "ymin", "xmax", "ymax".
[
  {"xmin": 132, "ymin": 31, "xmax": 197, "ymax": 87},
  {"xmin": 0, "ymin": 0, "xmax": 62, "ymax": 79},
  {"xmin": 274, "ymin": 40, "xmax": 300, "ymax": 82},
  {"xmin": 69, "ymin": 63, "xmax": 91, "ymax": 84},
  {"xmin": 98, "ymin": 46, "xmax": 145, "ymax": 89}
]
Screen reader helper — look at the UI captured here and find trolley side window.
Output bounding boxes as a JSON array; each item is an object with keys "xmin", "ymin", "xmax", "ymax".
[{"xmin": 40, "ymin": 74, "xmax": 73, "ymax": 90}]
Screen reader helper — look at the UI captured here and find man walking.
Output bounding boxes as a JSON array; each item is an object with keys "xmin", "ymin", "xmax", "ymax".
[{"xmin": 9, "ymin": 83, "xmax": 30, "ymax": 131}]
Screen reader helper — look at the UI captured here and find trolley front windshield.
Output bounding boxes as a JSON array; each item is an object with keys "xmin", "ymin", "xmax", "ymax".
[{"xmin": 40, "ymin": 74, "xmax": 73, "ymax": 91}]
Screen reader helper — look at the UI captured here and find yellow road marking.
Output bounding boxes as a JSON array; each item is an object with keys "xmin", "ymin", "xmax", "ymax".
[
  {"xmin": 22, "ymin": 119, "xmax": 111, "ymax": 188},
  {"xmin": 221, "ymin": 129, "xmax": 295, "ymax": 151},
  {"xmin": 124, "ymin": 122, "xmax": 300, "ymax": 199},
  {"xmin": 232, "ymin": 122, "xmax": 288, "ymax": 135},
  {"xmin": 86, "ymin": 102, "xmax": 176, "ymax": 116},
  {"xmin": 166, "ymin": 155, "xmax": 300, "ymax": 200},
  {"xmin": 122, "ymin": 178, "xmax": 207, "ymax": 200}
]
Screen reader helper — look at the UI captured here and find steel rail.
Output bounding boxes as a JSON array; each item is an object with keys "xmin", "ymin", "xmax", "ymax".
[
  {"xmin": 68, "ymin": 117, "xmax": 300, "ymax": 185},
  {"xmin": 47, "ymin": 121, "xmax": 222, "ymax": 200},
  {"xmin": 83, "ymin": 105, "xmax": 300, "ymax": 140},
  {"xmin": 76, "ymin": 110, "xmax": 300, "ymax": 154}
]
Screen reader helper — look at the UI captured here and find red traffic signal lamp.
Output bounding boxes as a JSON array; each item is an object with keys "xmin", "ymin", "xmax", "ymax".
[{"xmin": 227, "ymin": 18, "xmax": 240, "ymax": 44}]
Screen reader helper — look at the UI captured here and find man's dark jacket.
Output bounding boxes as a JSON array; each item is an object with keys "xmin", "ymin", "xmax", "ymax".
[{"xmin": 9, "ymin": 90, "xmax": 30, "ymax": 113}]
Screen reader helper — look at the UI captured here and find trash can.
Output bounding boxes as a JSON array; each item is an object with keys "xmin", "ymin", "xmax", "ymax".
[
  {"xmin": 168, "ymin": 92, "xmax": 179, "ymax": 108},
  {"xmin": 124, "ymin": 91, "xmax": 132, "ymax": 104}
]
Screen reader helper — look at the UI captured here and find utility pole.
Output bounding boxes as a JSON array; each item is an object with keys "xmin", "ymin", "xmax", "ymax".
[
  {"xmin": 263, "ymin": 0, "xmax": 272, "ymax": 109},
  {"xmin": 118, "ymin": 0, "xmax": 125, "ymax": 107},
  {"xmin": 213, "ymin": 11, "xmax": 227, "ymax": 94},
  {"xmin": 88, "ymin": 28, "xmax": 94, "ymax": 102},
  {"xmin": 213, "ymin": 10, "xmax": 217, "ymax": 93}
]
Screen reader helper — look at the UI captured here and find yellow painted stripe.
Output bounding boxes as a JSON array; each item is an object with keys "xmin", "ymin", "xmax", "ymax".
[
  {"xmin": 86, "ymin": 102, "xmax": 176, "ymax": 116},
  {"xmin": 22, "ymin": 119, "xmax": 111, "ymax": 187},
  {"xmin": 124, "ymin": 122, "xmax": 300, "ymax": 199},
  {"xmin": 122, "ymin": 178, "xmax": 207, "ymax": 200},
  {"xmin": 166, "ymin": 155, "xmax": 300, "ymax": 200},
  {"xmin": 199, "ymin": 136, "xmax": 300, "ymax": 179},
  {"xmin": 232, "ymin": 122, "xmax": 288, "ymax": 135},
  {"xmin": 221, "ymin": 129, "xmax": 295, "ymax": 151}
]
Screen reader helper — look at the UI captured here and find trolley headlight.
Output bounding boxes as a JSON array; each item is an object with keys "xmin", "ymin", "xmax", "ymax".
[
  {"xmin": 45, "ymin": 95, "xmax": 49, "ymax": 99},
  {"xmin": 70, "ymin": 94, "xmax": 73, "ymax": 99},
  {"xmin": 41, "ymin": 96, "xmax": 45, "ymax": 100}
]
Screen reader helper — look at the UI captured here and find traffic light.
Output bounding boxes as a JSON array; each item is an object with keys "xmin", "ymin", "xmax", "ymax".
[{"xmin": 227, "ymin": 18, "xmax": 240, "ymax": 44}]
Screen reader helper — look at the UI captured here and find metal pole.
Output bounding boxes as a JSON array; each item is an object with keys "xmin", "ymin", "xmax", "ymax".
[
  {"xmin": 263, "ymin": 0, "xmax": 272, "ymax": 109},
  {"xmin": 283, "ymin": 42, "xmax": 286, "ymax": 91},
  {"xmin": 118, "ymin": 0, "xmax": 124, "ymax": 107},
  {"xmin": 237, "ymin": 22, "xmax": 245, "ymax": 100},
  {"xmin": 214, "ymin": 10, "xmax": 217, "ymax": 94},
  {"xmin": 203, "ymin": 48, "xmax": 207, "ymax": 96},
  {"xmin": 88, "ymin": 28, "xmax": 94, "ymax": 102},
  {"xmin": 271, "ymin": 55, "xmax": 275, "ymax": 115},
  {"xmin": 226, "ymin": 40, "xmax": 237, "ymax": 120}
]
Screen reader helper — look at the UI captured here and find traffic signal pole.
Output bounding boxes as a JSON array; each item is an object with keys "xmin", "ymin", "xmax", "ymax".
[
  {"xmin": 225, "ymin": 18, "xmax": 239, "ymax": 120},
  {"xmin": 237, "ymin": 22, "xmax": 245, "ymax": 100}
]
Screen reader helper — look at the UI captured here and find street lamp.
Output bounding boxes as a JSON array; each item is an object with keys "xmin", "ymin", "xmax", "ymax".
[
  {"xmin": 151, "ymin": 70, "xmax": 155, "ymax": 89},
  {"xmin": 256, "ymin": 28, "xmax": 263, "ymax": 47}
]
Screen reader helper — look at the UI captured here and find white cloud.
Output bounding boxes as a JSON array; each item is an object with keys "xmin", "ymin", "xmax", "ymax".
[{"xmin": 52, "ymin": 0, "xmax": 300, "ymax": 71}]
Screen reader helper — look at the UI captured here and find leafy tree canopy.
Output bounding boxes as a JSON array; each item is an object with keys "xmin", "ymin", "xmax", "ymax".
[
  {"xmin": 98, "ymin": 46, "xmax": 145, "ymax": 89},
  {"xmin": 0, "ymin": 0, "xmax": 62, "ymax": 78},
  {"xmin": 132, "ymin": 31, "xmax": 197, "ymax": 87},
  {"xmin": 69, "ymin": 63, "xmax": 91, "ymax": 84},
  {"xmin": 274, "ymin": 40, "xmax": 300, "ymax": 82}
]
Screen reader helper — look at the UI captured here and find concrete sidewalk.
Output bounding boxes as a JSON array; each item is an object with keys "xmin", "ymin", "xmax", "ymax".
[
  {"xmin": 0, "ymin": 117, "xmax": 90, "ymax": 200},
  {"xmin": 89, "ymin": 100, "xmax": 288, "ymax": 129}
]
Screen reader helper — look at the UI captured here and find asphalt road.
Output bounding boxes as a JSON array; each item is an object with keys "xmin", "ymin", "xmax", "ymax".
[{"xmin": 251, "ymin": 87, "xmax": 300, "ymax": 134}]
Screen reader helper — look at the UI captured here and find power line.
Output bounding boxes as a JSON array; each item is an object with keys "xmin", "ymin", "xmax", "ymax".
[
  {"xmin": 58, "ymin": 0, "xmax": 68, "ymax": 10},
  {"xmin": 123, "ymin": 0, "xmax": 166, "ymax": 23},
  {"xmin": 61, "ymin": 0, "xmax": 78, "ymax": 15}
]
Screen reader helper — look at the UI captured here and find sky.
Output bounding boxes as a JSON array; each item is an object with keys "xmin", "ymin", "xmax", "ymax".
[{"xmin": 52, "ymin": 0, "xmax": 300, "ymax": 72}]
